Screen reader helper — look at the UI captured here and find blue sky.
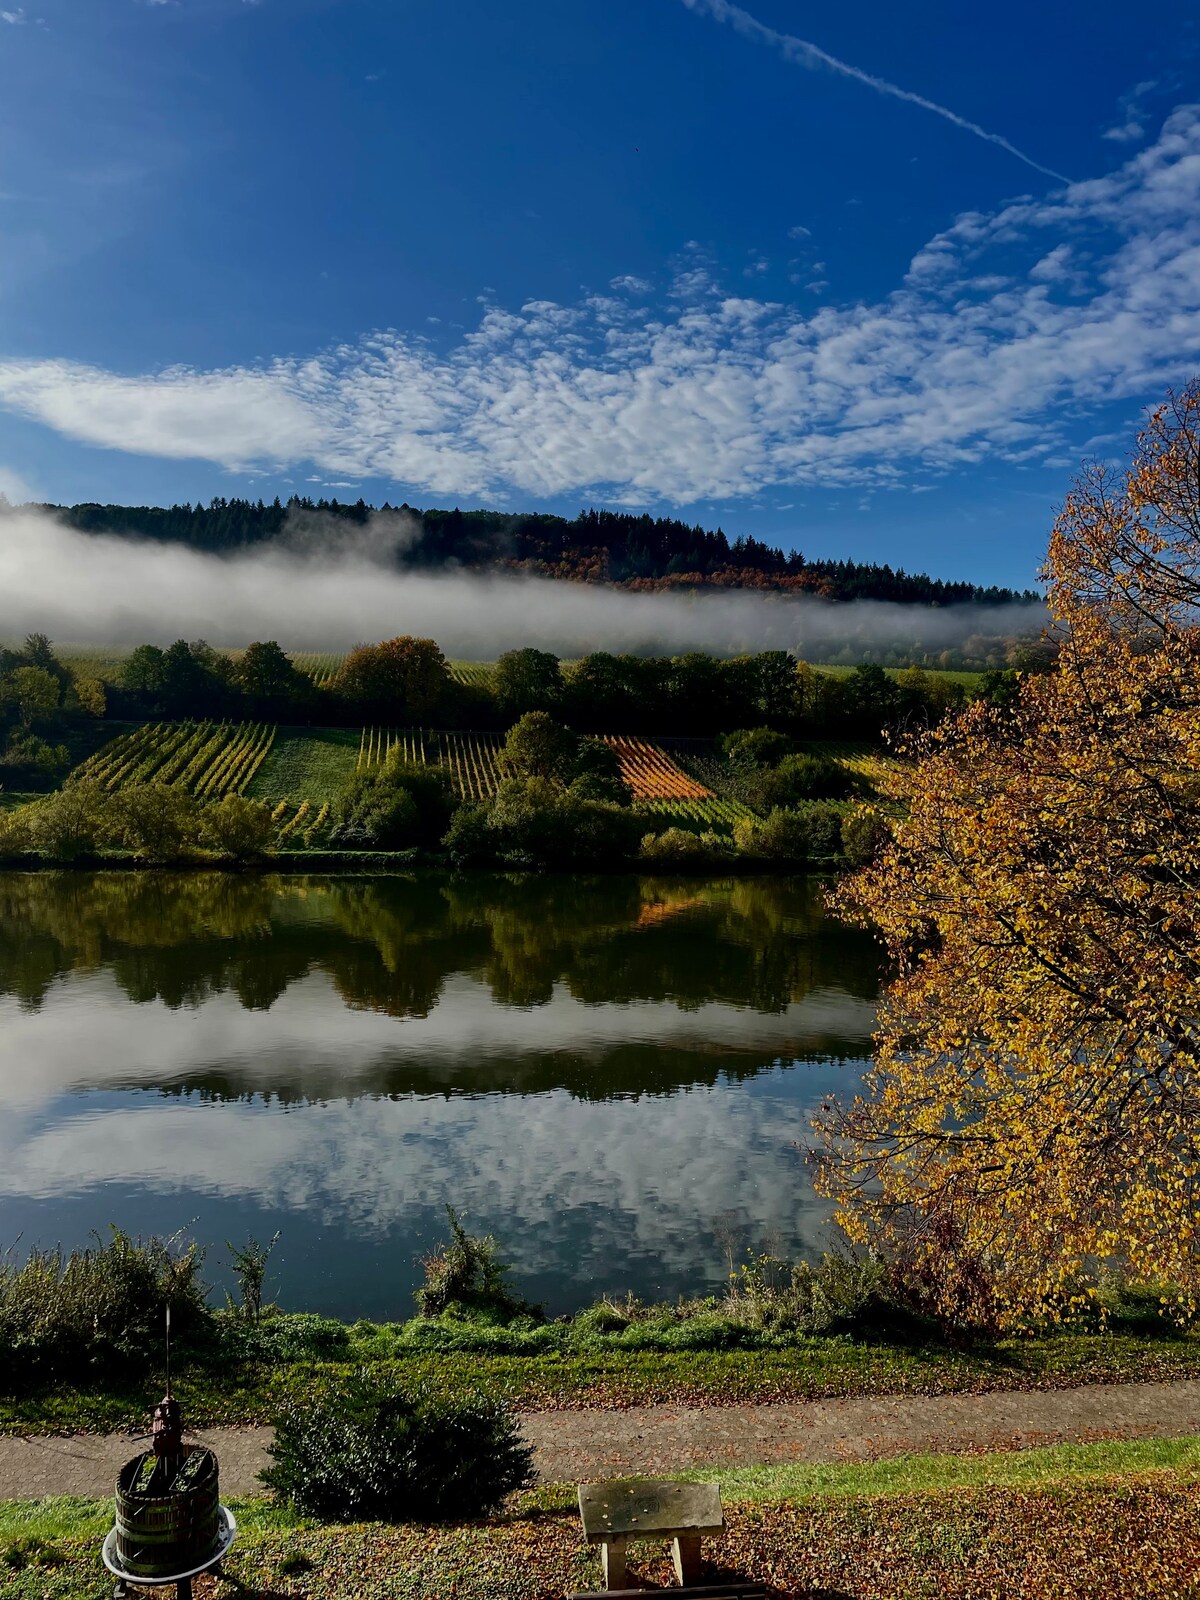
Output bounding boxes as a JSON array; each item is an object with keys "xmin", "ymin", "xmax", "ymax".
[{"xmin": 0, "ymin": 0, "xmax": 1197, "ymax": 587}]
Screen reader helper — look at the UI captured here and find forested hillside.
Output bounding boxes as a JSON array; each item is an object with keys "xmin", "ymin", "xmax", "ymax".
[{"xmin": 30, "ymin": 496, "xmax": 1038, "ymax": 607}]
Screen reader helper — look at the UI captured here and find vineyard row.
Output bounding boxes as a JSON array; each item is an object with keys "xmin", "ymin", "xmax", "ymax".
[{"xmin": 70, "ymin": 721, "xmax": 276, "ymax": 799}]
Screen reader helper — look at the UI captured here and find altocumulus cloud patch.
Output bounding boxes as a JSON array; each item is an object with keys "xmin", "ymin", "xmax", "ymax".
[{"xmin": 0, "ymin": 110, "xmax": 1198, "ymax": 503}]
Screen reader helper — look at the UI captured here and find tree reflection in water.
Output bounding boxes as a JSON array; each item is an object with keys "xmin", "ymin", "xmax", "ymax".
[{"xmin": 0, "ymin": 871, "xmax": 881, "ymax": 1313}]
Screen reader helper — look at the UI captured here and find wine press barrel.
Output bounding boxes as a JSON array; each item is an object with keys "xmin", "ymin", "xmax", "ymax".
[{"xmin": 114, "ymin": 1447, "xmax": 221, "ymax": 1579}]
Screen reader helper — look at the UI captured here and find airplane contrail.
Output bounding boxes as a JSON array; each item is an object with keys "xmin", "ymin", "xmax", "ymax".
[{"xmin": 680, "ymin": 0, "xmax": 1071, "ymax": 186}]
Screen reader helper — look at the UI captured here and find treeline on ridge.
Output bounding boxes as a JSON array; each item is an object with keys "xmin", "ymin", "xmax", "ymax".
[
  {"xmin": 22, "ymin": 495, "xmax": 1038, "ymax": 607},
  {"xmin": 107, "ymin": 638, "xmax": 1027, "ymax": 739}
]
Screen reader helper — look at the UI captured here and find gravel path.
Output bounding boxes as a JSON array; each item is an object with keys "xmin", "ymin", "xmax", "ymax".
[{"xmin": 4, "ymin": 1379, "xmax": 1200, "ymax": 1500}]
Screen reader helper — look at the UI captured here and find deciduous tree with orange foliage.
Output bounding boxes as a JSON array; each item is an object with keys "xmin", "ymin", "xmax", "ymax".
[
  {"xmin": 333, "ymin": 636, "xmax": 449, "ymax": 718},
  {"xmin": 820, "ymin": 385, "xmax": 1200, "ymax": 1328}
]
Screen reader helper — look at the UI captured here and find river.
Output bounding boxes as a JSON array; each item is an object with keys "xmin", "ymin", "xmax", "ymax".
[{"xmin": 0, "ymin": 871, "xmax": 881, "ymax": 1318}]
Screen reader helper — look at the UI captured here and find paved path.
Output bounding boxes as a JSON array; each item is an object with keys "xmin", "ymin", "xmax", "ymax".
[{"xmin": 3, "ymin": 1380, "xmax": 1200, "ymax": 1500}]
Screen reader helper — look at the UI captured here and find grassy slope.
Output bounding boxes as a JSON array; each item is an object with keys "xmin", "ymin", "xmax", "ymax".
[
  {"xmin": 244, "ymin": 727, "xmax": 361, "ymax": 803},
  {"xmin": 5, "ymin": 1440, "xmax": 1200, "ymax": 1598}
]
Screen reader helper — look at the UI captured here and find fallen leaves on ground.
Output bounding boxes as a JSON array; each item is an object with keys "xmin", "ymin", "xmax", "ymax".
[{"xmin": 5, "ymin": 1475, "xmax": 1200, "ymax": 1599}]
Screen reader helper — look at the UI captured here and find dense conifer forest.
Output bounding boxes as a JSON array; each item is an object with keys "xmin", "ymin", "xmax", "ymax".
[{"xmin": 31, "ymin": 496, "xmax": 1038, "ymax": 607}]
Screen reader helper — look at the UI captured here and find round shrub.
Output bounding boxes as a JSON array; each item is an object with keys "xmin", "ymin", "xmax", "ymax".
[
  {"xmin": 734, "ymin": 804, "xmax": 843, "ymax": 864},
  {"xmin": 638, "ymin": 826, "xmax": 734, "ymax": 869},
  {"xmin": 721, "ymin": 727, "xmax": 794, "ymax": 768},
  {"xmin": 200, "ymin": 795, "xmax": 275, "ymax": 860},
  {"xmin": 763, "ymin": 753, "xmax": 855, "ymax": 806},
  {"xmin": 262, "ymin": 1370, "xmax": 535, "ymax": 1522}
]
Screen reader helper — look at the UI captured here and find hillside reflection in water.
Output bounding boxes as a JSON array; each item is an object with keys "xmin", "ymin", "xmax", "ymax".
[{"xmin": 0, "ymin": 871, "xmax": 880, "ymax": 1316}]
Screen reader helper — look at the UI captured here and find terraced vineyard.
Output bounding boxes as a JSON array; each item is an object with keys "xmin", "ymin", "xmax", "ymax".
[
  {"xmin": 290, "ymin": 655, "xmax": 494, "ymax": 692},
  {"xmin": 602, "ymin": 736, "xmax": 713, "ymax": 800},
  {"xmin": 637, "ymin": 796, "xmax": 758, "ymax": 835},
  {"xmin": 357, "ymin": 727, "xmax": 432, "ymax": 771},
  {"xmin": 292, "ymin": 652, "xmax": 345, "ymax": 688},
  {"xmin": 60, "ymin": 720, "xmax": 832, "ymax": 847},
  {"xmin": 357, "ymin": 727, "xmax": 509, "ymax": 801},
  {"xmin": 70, "ymin": 721, "xmax": 275, "ymax": 797},
  {"xmin": 448, "ymin": 660, "xmax": 495, "ymax": 688}
]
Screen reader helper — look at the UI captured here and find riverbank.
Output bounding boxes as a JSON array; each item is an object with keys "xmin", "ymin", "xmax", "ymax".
[
  {"xmin": 4, "ymin": 1438, "xmax": 1200, "ymax": 1598},
  {"xmin": 7, "ymin": 1310, "xmax": 1200, "ymax": 1437}
]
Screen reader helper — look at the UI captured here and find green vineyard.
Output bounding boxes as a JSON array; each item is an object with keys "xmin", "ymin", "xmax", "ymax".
[
  {"xmin": 355, "ymin": 727, "xmax": 509, "ymax": 801},
  {"xmin": 291, "ymin": 652, "xmax": 344, "ymax": 688},
  {"xmin": 69, "ymin": 721, "xmax": 276, "ymax": 799},
  {"xmin": 288, "ymin": 655, "xmax": 494, "ymax": 692},
  {"xmin": 61, "ymin": 722, "xmax": 881, "ymax": 849},
  {"xmin": 637, "ymin": 796, "xmax": 758, "ymax": 834},
  {"xmin": 447, "ymin": 660, "xmax": 495, "ymax": 688}
]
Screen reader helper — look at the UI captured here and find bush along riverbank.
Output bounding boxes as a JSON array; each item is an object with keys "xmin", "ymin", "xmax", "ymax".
[{"xmin": 5, "ymin": 1221, "xmax": 1200, "ymax": 1436}]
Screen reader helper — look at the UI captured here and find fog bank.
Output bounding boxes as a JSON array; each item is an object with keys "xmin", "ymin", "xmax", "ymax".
[{"xmin": 0, "ymin": 507, "xmax": 1046, "ymax": 659}]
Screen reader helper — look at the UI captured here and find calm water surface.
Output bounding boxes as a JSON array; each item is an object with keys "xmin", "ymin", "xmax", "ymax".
[{"xmin": 0, "ymin": 872, "xmax": 880, "ymax": 1317}]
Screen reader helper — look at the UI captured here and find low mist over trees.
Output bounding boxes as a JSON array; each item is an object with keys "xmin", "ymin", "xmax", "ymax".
[{"xmin": 21, "ymin": 495, "xmax": 1038, "ymax": 609}]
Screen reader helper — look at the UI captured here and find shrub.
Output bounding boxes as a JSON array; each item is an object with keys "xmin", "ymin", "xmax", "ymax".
[
  {"xmin": 225, "ymin": 1232, "xmax": 279, "ymax": 1322},
  {"xmin": 638, "ymin": 827, "xmax": 735, "ymax": 868},
  {"xmin": 503, "ymin": 713, "xmax": 629, "ymax": 804},
  {"xmin": 442, "ymin": 802, "xmax": 492, "ymax": 866},
  {"xmin": 200, "ymin": 794, "xmax": 276, "ymax": 860},
  {"xmin": 0, "ymin": 733, "xmax": 70, "ymax": 785},
  {"xmin": 0, "ymin": 806, "xmax": 32, "ymax": 856},
  {"xmin": 884, "ymin": 1207, "xmax": 1001, "ymax": 1342},
  {"xmin": 502, "ymin": 711, "xmax": 580, "ymax": 782},
  {"xmin": 730, "ymin": 1249, "xmax": 891, "ymax": 1334},
  {"xmin": 113, "ymin": 783, "xmax": 201, "ymax": 861},
  {"xmin": 262, "ymin": 1369, "xmax": 535, "ymax": 1522},
  {"xmin": 455, "ymin": 776, "xmax": 640, "ymax": 869},
  {"xmin": 219, "ymin": 1312, "xmax": 351, "ymax": 1364},
  {"xmin": 415, "ymin": 1207, "xmax": 537, "ymax": 1323},
  {"xmin": 0, "ymin": 1229, "xmax": 210, "ymax": 1387},
  {"xmin": 25, "ymin": 782, "xmax": 112, "ymax": 859},
  {"xmin": 721, "ymin": 727, "xmax": 794, "ymax": 768},
  {"xmin": 735, "ymin": 804, "xmax": 843, "ymax": 864},
  {"xmin": 337, "ymin": 757, "xmax": 457, "ymax": 849},
  {"xmin": 763, "ymin": 753, "xmax": 856, "ymax": 805},
  {"xmin": 337, "ymin": 776, "xmax": 419, "ymax": 848},
  {"xmin": 841, "ymin": 804, "xmax": 890, "ymax": 867}
]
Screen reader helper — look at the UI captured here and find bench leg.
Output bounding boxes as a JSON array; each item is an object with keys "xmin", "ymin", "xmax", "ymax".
[
  {"xmin": 672, "ymin": 1532, "xmax": 702, "ymax": 1585},
  {"xmin": 601, "ymin": 1537, "xmax": 627, "ymax": 1590}
]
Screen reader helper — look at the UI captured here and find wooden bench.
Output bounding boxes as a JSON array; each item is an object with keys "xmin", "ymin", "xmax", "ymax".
[{"xmin": 576, "ymin": 1479, "xmax": 726, "ymax": 1591}]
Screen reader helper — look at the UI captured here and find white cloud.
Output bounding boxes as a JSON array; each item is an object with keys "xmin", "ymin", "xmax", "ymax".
[
  {"xmin": 0, "ymin": 111, "xmax": 1199, "ymax": 502},
  {"xmin": 1103, "ymin": 79, "xmax": 1159, "ymax": 144},
  {"xmin": 609, "ymin": 274, "xmax": 652, "ymax": 294},
  {"xmin": 0, "ymin": 7, "xmax": 26, "ymax": 20},
  {"xmin": 0, "ymin": 973, "xmax": 861, "ymax": 1290},
  {"xmin": 1103, "ymin": 120, "xmax": 1145, "ymax": 145}
]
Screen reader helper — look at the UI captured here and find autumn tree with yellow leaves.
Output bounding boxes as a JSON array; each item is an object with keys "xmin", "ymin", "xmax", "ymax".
[{"xmin": 820, "ymin": 386, "xmax": 1200, "ymax": 1328}]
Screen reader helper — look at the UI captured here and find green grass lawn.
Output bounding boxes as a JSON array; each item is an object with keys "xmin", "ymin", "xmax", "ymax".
[
  {"xmin": 244, "ymin": 727, "xmax": 361, "ymax": 803},
  {"xmin": 5, "ymin": 1440, "xmax": 1200, "ymax": 1598}
]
